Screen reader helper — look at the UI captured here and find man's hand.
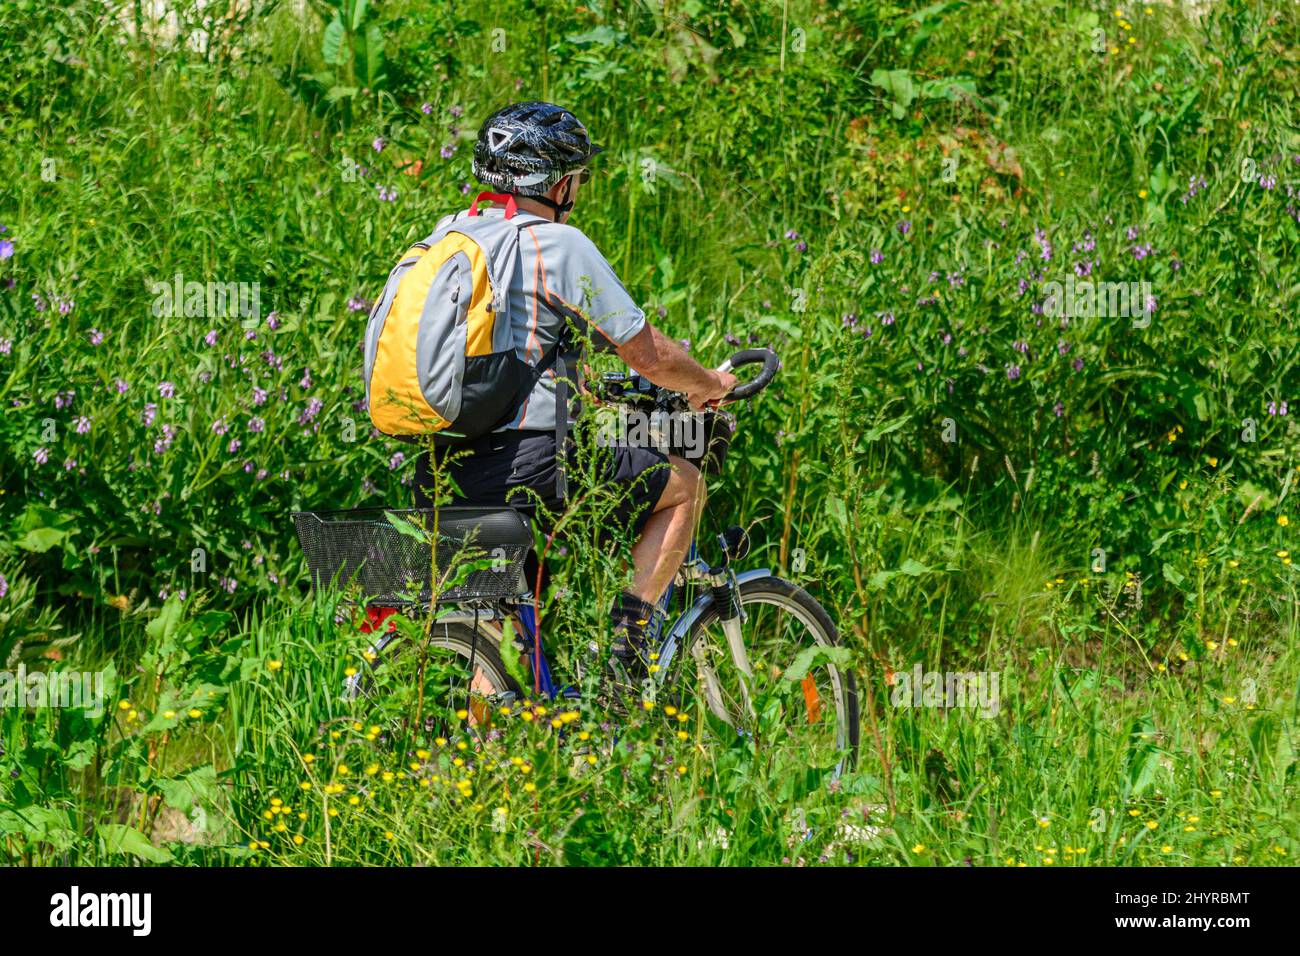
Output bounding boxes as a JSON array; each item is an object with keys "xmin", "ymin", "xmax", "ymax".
[{"xmin": 687, "ymin": 370, "xmax": 738, "ymax": 411}]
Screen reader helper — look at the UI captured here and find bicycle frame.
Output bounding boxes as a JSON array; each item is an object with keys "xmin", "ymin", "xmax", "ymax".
[{"xmin": 430, "ymin": 538, "xmax": 770, "ymax": 702}]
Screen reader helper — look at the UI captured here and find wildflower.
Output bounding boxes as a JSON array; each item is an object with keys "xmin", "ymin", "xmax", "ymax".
[
  {"xmin": 88, "ymin": 328, "xmax": 103, "ymax": 346},
  {"xmin": 187, "ymin": 708, "xmax": 202, "ymax": 719},
  {"xmin": 267, "ymin": 659, "xmax": 283, "ymax": 672},
  {"xmin": 373, "ymin": 137, "xmax": 386, "ymax": 152},
  {"xmin": 33, "ymin": 447, "xmax": 49, "ymax": 465},
  {"xmin": 74, "ymin": 416, "xmax": 91, "ymax": 434},
  {"xmin": 869, "ymin": 249, "xmax": 883, "ymax": 265},
  {"xmin": 1279, "ymin": 515, "xmax": 1290, "ymax": 527}
]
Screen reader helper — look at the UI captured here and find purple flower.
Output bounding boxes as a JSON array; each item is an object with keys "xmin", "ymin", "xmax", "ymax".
[
  {"xmin": 54, "ymin": 390, "xmax": 75, "ymax": 410},
  {"xmin": 0, "ymin": 573, "xmax": 7, "ymax": 600},
  {"xmin": 1006, "ymin": 364, "xmax": 1021, "ymax": 381},
  {"xmin": 440, "ymin": 144, "xmax": 457, "ymax": 160},
  {"xmin": 376, "ymin": 185, "xmax": 398, "ymax": 202},
  {"xmin": 1131, "ymin": 243, "xmax": 1153, "ymax": 260},
  {"xmin": 1053, "ymin": 400, "xmax": 1064, "ymax": 417},
  {"xmin": 248, "ymin": 416, "xmax": 265, "ymax": 433},
  {"xmin": 421, "ymin": 102, "xmax": 433, "ymax": 115},
  {"xmin": 373, "ymin": 137, "xmax": 386, "ymax": 152},
  {"xmin": 449, "ymin": 104, "xmax": 464, "ymax": 118},
  {"xmin": 33, "ymin": 447, "xmax": 49, "ymax": 465},
  {"xmin": 114, "ymin": 378, "xmax": 129, "ymax": 393},
  {"xmin": 227, "ymin": 438, "xmax": 241, "ymax": 454},
  {"xmin": 795, "ymin": 241, "xmax": 807, "ymax": 253},
  {"xmin": 300, "ymin": 369, "xmax": 312, "ymax": 389},
  {"xmin": 158, "ymin": 381, "xmax": 176, "ymax": 398},
  {"xmin": 785, "ymin": 230, "xmax": 799, "ymax": 240},
  {"xmin": 298, "ymin": 397, "xmax": 323, "ymax": 425},
  {"xmin": 460, "ymin": 182, "xmax": 472, "ymax": 195},
  {"xmin": 204, "ymin": 329, "xmax": 218, "ymax": 347},
  {"xmin": 267, "ymin": 311, "xmax": 280, "ymax": 330},
  {"xmin": 879, "ymin": 311, "xmax": 895, "ymax": 326},
  {"xmin": 870, "ymin": 249, "xmax": 883, "ymax": 265},
  {"xmin": 142, "ymin": 403, "xmax": 157, "ymax": 426},
  {"xmin": 212, "ymin": 418, "xmax": 228, "ymax": 436},
  {"xmin": 252, "ymin": 386, "xmax": 268, "ymax": 406},
  {"xmin": 0, "ymin": 339, "xmax": 11, "ymax": 355},
  {"xmin": 389, "ymin": 451, "xmax": 406, "ymax": 470},
  {"xmin": 74, "ymin": 415, "xmax": 91, "ymax": 434},
  {"xmin": 1072, "ymin": 357, "xmax": 1084, "ymax": 372},
  {"xmin": 1125, "ymin": 225, "xmax": 1140, "ymax": 241},
  {"xmin": 0, "ymin": 239, "xmax": 13, "ymax": 260},
  {"xmin": 897, "ymin": 220, "xmax": 911, "ymax": 236},
  {"xmin": 88, "ymin": 328, "xmax": 103, "ymax": 346}
]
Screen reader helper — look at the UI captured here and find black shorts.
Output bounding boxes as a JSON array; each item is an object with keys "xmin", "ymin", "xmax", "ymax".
[{"xmin": 413, "ymin": 429, "xmax": 671, "ymax": 541}]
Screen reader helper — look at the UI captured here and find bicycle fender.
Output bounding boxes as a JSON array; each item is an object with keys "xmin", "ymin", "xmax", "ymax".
[{"xmin": 654, "ymin": 568, "xmax": 771, "ymax": 685}]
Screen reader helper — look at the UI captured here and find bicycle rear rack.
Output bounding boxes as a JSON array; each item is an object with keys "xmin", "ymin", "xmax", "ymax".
[{"xmin": 291, "ymin": 507, "xmax": 534, "ymax": 605}]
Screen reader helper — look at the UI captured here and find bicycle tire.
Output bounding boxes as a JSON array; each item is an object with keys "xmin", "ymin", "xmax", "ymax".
[{"xmin": 680, "ymin": 575, "xmax": 860, "ymax": 773}]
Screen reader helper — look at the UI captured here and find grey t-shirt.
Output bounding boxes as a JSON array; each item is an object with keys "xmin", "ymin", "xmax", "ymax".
[{"xmin": 436, "ymin": 205, "xmax": 646, "ymax": 433}]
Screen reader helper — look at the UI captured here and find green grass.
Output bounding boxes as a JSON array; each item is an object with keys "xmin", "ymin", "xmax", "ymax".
[{"xmin": 2, "ymin": 0, "xmax": 1298, "ymax": 865}]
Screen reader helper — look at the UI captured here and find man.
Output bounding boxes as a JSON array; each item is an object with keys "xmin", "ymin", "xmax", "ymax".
[{"xmin": 413, "ymin": 101, "xmax": 737, "ymax": 676}]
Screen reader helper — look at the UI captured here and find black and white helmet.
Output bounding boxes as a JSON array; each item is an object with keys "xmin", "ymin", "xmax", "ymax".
[{"xmin": 472, "ymin": 101, "xmax": 603, "ymax": 197}]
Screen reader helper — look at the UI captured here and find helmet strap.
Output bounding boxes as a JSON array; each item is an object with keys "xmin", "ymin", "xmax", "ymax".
[{"xmin": 531, "ymin": 175, "xmax": 576, "ymax": 220}]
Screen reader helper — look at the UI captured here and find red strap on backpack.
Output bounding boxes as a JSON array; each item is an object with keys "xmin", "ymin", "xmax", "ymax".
[{"xmin": 468, "ymin": 191, "xmax": 518, "ymax": 219}]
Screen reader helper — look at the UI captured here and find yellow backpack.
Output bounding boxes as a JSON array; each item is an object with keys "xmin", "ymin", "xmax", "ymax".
[{"xmin": 363, "ymin": 195, "xmax": 567, "ymax": 442}]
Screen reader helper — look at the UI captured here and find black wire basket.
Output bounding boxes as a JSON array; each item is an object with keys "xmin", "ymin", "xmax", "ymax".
[{"xmin": 291, "ymin": 507, "xmax": 534, "ymax": 605}]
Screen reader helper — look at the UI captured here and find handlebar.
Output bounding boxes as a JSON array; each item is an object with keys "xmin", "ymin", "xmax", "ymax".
[
  {"xmin": 595, "ymin": 347, "xmax": 780, "ymax": 411},
  {"xmin": 719, "ymin": 348, "xmax": 780, "ymax": 401}
]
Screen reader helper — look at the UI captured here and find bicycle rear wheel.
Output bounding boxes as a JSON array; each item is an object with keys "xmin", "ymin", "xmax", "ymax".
[
  {"xmin": 348, "ymin": 618, "xmax": 522, "ymax": 739},
  {"xmin": 680, "ymin": 576, "xmax": 859, "ymax": 775}
]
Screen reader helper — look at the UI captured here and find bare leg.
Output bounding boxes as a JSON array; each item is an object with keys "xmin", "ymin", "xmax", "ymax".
[{"xmin": 629, "ymin": 455, "xmax": 705, "ymax": 604}]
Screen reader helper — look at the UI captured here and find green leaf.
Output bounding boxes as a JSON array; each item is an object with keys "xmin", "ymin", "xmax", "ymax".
[
  {"xmin": 156, "ymin": 764, "xmax": 219, "ymax": 814},
  {"xmin": 14, "ymin": 526, "xmax": 70, "ymax": 553},
  {"xmin": 322, "ymin": 16, "xmax": 346, "ymax": 66},
  {"xmin": 97, "ymin": 823, "xmax": 174, "ymax": 863},
  {"xmin": 783, "ymin": 644, "xmax": 853, "ymax": 681},
  {"xmin": 1161, "ymin": 563, "xmax": 1185, "ymax": 587},
  {"xmin": 145, "ymin": 596, "xmax": 185, "ymax": 644}
]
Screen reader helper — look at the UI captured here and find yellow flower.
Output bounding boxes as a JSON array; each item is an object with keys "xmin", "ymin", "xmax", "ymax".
[
  {"xmin": 1128, "ymin": 809, "xmax": 1140, "ymax": 817},
  {"xmin": 642, "ymin": 700, "xmax": 655, "ymax": 711},
  {"xmin": 676, "ymin": 765, "xmax": 688, "ymax": 775},
  {"xmin": 1279, "ymin": 515, "xmax": 1290, "ymax": 527},
  {"xmin": 163, "ymin": 710, "xmax": 176, "ymax": 719},
  {"xmin": 118, "ymin": 700, "xmax": 131, "ymax": 711},
  {"xmin": 300, "ymin": 781, "xmax": 312, "ymax": 791},
  {"xmin": 664, "ymin": 706, "xmax": 678, "ymax": 716},
  {"xmin": 523, "ymin": 782, "xmax": 536, "ymax": 793},
  {"xmin": 1222, "ymin": 696, "xmax": 1235, "ymax": 705},
  {"xmin": 1161, "ymin": 845, "xmax": 1172, "ymax": 854},
  {"xmin": 292, "ymin": 834, "xmax": 304, "ymax": 846},
  {"xmin": 455, "ymin": 709, "xmax": 468, "ymax": 720},
  {"xmin": 577, "ymin": 731, "xmax": 591, "ymax": 741},
  {"xmin": 586, "ymin": 755, "xmax": 597, "ymax": 765},
  {"xmin": 911, "ymin": 844, "xmax": 926, "ymax": 854},
  {"xmin": 1187, "ymin": 815, "xmax": 1199, "ymax": 823},
  {"xmin": 1228, "ymin": 559, "xmax": 1239, "ymax": 567},
  {"xmin": 187, "ymin": 708, "xmax": 202, "ymax": 719},
  {"xmin": 1207, "ymin": 456, "xmax": 1218, "ymax": 467},
  {"xmin": 1138, "ymin": 189, "xmax": 1148, "ymax": 199},
  {"xmin": 302, "ymin": 754, "xmax": 315, "ymax": 764},
  {"xmin": 1146, "ymin": 820, "xmax": 1158, "ymax": 829},
  {"xmin": 267, "ymin": 659, "xmax": 283, "ymax": 672},
  {"xmin": 1205, "ymin": 641, "xmax": 1217, "ymax": 651},
  {"xmin": 1210, "ymin": 790, "xmax": 1222, "ymax": 798},
  {"xmin": 1037, "ymin": 817, "xmax": 1050, "ymax": 828},
  {"xmin": 677, "ymin": 730, "xmax": 689, "ymax": 740}
]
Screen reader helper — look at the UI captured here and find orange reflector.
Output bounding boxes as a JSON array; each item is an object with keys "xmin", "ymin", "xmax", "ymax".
[{"xmin": 801, "ymin": 675, "xmax": 822, "ymax": 724}]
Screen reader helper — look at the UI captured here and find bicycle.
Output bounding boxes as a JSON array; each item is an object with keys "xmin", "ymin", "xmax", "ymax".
[{"xmin": 292, "ymin": 348, "xmax": 859, "ymax": 776}]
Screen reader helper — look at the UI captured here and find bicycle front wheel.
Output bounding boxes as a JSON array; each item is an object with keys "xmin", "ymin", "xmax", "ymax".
[{"xmin": 680, "ymin": 575, "xmax": 859, "ymax": 775}]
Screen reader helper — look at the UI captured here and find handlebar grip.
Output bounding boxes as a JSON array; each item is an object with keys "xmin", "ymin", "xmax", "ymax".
[{"xmin": 724, "ymin": 348, "xmax": 780, "ymax": 400}]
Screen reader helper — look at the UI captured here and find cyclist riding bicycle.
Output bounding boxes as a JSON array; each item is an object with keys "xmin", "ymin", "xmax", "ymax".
[{"xmin": 409, "ymin": 101, "xmax": 737, "ymax": 677}]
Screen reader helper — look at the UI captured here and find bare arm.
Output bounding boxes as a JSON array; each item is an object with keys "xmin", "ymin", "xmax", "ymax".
[{"xmin": 614, "ymin": 323, "xmax": 737, "ymax": 410}]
